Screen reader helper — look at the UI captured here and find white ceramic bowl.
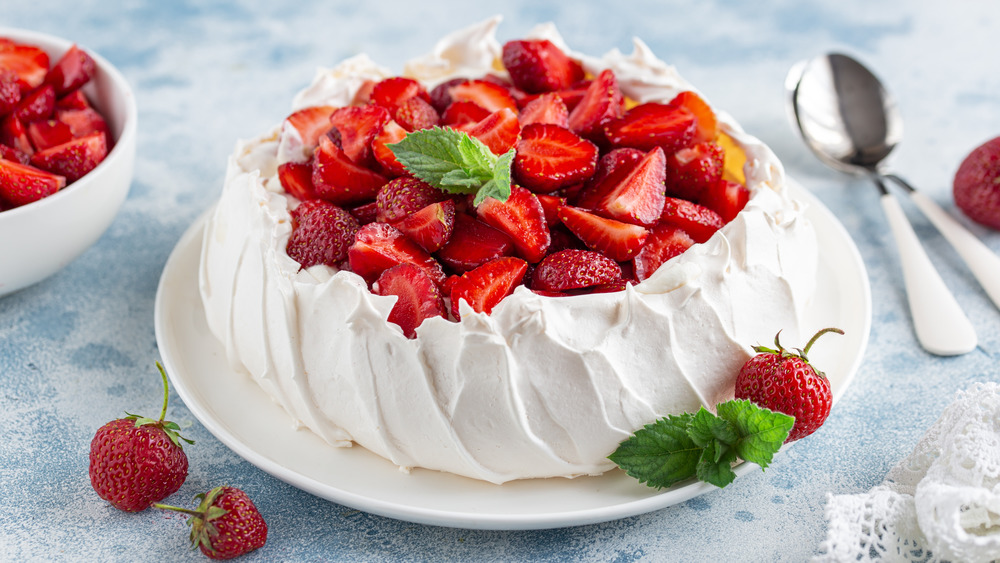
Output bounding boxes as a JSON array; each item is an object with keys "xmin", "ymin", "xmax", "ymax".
[{"xmin": 0, "ymin": 27, "xmax": 137, "ymax": 297}]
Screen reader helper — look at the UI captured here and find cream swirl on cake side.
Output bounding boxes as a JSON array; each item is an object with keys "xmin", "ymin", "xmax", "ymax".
[{"xmin": 199, "ymin": 17, "xmax": 817, "ymax": 484}]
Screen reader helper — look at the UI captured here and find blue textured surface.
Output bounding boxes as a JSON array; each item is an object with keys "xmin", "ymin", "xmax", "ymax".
[{"xmin": 3, "ymin": 2, "xmax": 999, "ymax": 560}]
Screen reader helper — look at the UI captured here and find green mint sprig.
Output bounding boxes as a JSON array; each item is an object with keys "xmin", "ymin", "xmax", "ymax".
[
  {"xmin": 387, "ymin": 127, "xmax": 514, "ymax": 205},
  {"xmin": 608, "ymin": 399, "xmax": 793, "ymax": 489}
]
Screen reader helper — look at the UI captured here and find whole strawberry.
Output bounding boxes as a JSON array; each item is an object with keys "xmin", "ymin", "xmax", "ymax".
[
  {"xmin": 155, "ymin": 486, "xmax": 268, "ymax": 560},
  {"xmin": 734, "ymin": 328, "xmax": 843, "ymax": 443},
  {"xmin": 953, "ymin": 136, "xmax": 1000, "ymax": 230},
  {"xmin": 89, "ymin": 362, "xmax": 193, "ymax": 512}
]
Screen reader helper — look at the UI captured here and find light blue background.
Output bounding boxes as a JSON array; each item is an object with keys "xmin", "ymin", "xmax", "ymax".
[{"xmin": 3, "ymin": 2, "xmax": 999, "ymax": 560}]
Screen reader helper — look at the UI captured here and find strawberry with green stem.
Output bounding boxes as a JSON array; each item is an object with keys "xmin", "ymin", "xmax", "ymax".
[{"xmin": 154, "ymin": 486, "xmax": 268, "ymax": 560}]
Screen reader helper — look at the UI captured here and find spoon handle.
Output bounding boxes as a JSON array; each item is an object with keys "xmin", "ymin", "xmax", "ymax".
[{"xmin": 878, "ymin": 189, "xmax": 977, "ymax": 356}]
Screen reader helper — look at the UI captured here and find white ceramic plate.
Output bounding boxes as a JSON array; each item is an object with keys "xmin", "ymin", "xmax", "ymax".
[{"xmin": 154, "ymin": 181, "xmax": 871, "ymax": 530}]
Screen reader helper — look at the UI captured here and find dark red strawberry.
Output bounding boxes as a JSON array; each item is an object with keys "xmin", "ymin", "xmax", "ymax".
[
  {"xmin": 450, "ymin": 256, "xmax": 528, "ymax": 317},
  {"xmin": 155, "ymin": 486, "xmax": 267, "ymax": 560},
  {"xmin": 0, "ymin": 158, "xmax": 65, "ymax": 207},
  {"xmin": 12, "ymin": 83, "xmax": 55, "ymax": 123},
  {"xmin": 440, "ymin": 100, "xmax": 491, "ymax": 128},
  {"xmin": 428, "ymin": 77, "xmax": 468, "ymax": 113},
  {"xmin": 89, "ymin": 363, "xmax": 193, "ymax": 512},
  {"xmin": 518, "ymin": 92, "xmax": 569, "ymax": 128},
  {"xmin": 371, "ymin": 76, "xmax": 431, "ymax": 115},
  {"xmin": 513, "ymin": 123, "xmax": 597, "ymax": 193},
  {"xmin": 449, "ymin": 79, "xmax": 518, "ymax": 114},
  {"xmin": 460, "ymin": 107, "xmax": 520, "ymax": 155},
  {"xmin": 348, "ymin": 201, "xmax": 379, "ymax": 225},
  {"xmin": 673, "ymin": 90, "xmax": 719, "ymax": 144},
  {"xmin": 45, "ymin": 44, "xmax": 97, "ymax": 96},
  {"xmin": 558, "ymin": 205, "xmax": 649, "ymax": 262},
  {"xmin": 348, "ymin": 222, "xmax": 446, "ymax": 285},
  {"xmin": 592, "ymin": 147, "xmax": 667, "ymax": 227},
  {"xmin": 285, "ymin": 199, "xmax": 360, "ymax": 268},
  {"xmin": 633, "ymin": 225, "xmax": 695, "ymax": 281},
  {"xmin": 284, "ymin": 105, "xmax": 336, "ymax": 149},
  {"xmin": 734, "ymin": 328, "xmax": 843, "ymax": 442},
  {"xmin": 312, "ymin": 135, "xmax": 387, "ymax": 206},
  {"xmin": 658, "ymin": 197, "xmax": 724, "ymax": 243},
  {"xmin": 604, "ymin": 100, "xmax": 696, "ymax": 154},
  {"xmin": 27, "ymin": 118, "xmax": 74, "ymax": 151},
  {"xmin": 395, "ymin": 96, "xmax": 439, "ymax": 132},
  {"xmin": 501, "ymin": 39, "xmax": 585, "ymax": 94},
  {"xmin": 476, "ymin": 186, "xmax": 551, "ymax": 263},
  {"xmin": 277, "ymin": 161, "xmax": 318, "ymax": 201},
  {"xmin": 371, "ymin": 119, "xmax": 409, "ymax": 176},
  {"xmin": 699, "ymin": 179, "xmax": 750, "ymax": 223},
  {"xmin": 329, "ymin": 104, "xmax": 391, "ymax": 166},
  {"xmin": 531, "ymin": 248, "xmax": 622, "ymax": 292},
  {"xmin": 953, "ymin": 136, "xmax": 1000, "ymax": 229},
  {"xmin": 29, "ymin": 132, "xmax": 107, "ymax": 182},
  {"xmin": 375, "ymin": 176, "xmax": 448, "ymax": 224},
  {"xmin": 665, "ymin": 141, "xmax": 724, "ymax": 201},
  {"xmin": 372, "ymin": 263, "xmax": 447, "ymax": 337},
  {"xmin": 0, "ymin": 41, "xmax": 49, "ymax": 91},
  {"xmin": 394, "ymin": 199, "xmax": 455, "ymax": 253},
  {"xmin": 436, "ymin": 213, "xmax": 515, "ymax": 273},
  {"xmin": 567, "ymin": 69, "xmax": 624, "ymax": 143}
]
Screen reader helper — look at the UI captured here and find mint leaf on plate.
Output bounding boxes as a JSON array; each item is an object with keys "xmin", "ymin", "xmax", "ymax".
[
  {"xmin": 717, "ymin": 399, "xmax": 794, "ymax": 469},
  {"xmin": 607, "ymin": 413, "xmax": 701, "ymax": 489}
]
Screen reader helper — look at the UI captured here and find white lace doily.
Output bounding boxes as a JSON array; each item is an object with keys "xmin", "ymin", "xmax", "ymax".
[{"xmin": 814, "ymin": 382, "xmax": 1000, "ymax": 563}]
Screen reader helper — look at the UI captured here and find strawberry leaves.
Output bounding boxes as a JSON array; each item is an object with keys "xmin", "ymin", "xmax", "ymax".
[
  {"xmin": 609, "ymin": 399, "xmax": 793, "ymax": 489},
  {"xmin": 388, "ymin": 126, "xmax": 514, "ymax": 205}
]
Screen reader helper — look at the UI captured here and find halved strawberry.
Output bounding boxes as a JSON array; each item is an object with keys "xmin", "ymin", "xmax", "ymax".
[
  {"xmin": 372, "ymin": 263, "xmax": 446, "ymax": 338},
  {"xmin": 535, "ymin": 193, "xmax": 565, "ymax": 227},
  {"xmin": 699, "ymin": 179, "xmax": 750, "ymax": 223},
  {"xmin": 435, "ymin": 213, "xmax": 515, "ymax": 273},
  {"xmin": 351, "ymin": 79, "xmax": 377, "ymax": 106},
  {"xmin": 449, "ymin": 79, "xmax": 518, "ymax": 114},
  {"xmin": 29, "ymin": 132, "xmax": 107, "ymax": 182},
  {"xmin": 459, "ymin": 108, "xmax": 520, "ymax": 155},
  {"xmin": 573, "ymin": 147, "xmax": 646, "ymax": 209},
  {"xmin": 531, "ymin": 248, "xmax": 622, "ymax": 292},
  {"xmin": 13, "ymin": 84, "xmax": 55, "ymax": 123},
  {"xmin": 633, "ymin": 225, "xmax": 695, "ymax": 281},
  {"xmin": 0, "ymin": 42, "xmax": 49, "ymax": 91},
  {"xmin": 501, "ymin": 39, "xmax": 585, "ymax": 95},
  {"xmin": 558, "ymin": 205, "xmax": 649, "ymax": 262},
  {"xmin": 394, "ymin": 96, "xmax": 439, "ymax": 132},
  {"xmin": 1, "ymin": 114, "xmax": 34, "ymax": 155},
  {"xmin": 665, "ymin": 141, "xmax": 724, "ymax": 201},
  {"xmin": 54, "ymin": 89, "xmax": 91, "ymax": 111},
  {"xmin": 27, "ymin": 119, "xmax": 74, "ymax": 152},
  {"xmin": 0, "ymin": 69, "xmax": 21, "ymax": 116},
  {"xmin": 375, "ymin": 176, "xmax": 448, "ymax": 224},
  {"xmin": 475, "ymin": 186, "xmax": 551, "ymax": 263},
  {"xmin": 567, "ymin": 69, "xmax": 624, "ymax": 143},
  {"xmin": 371, "ymin": 119, "xmax": 408, "ymax": 177},
  {"xmin": 450, "ymin": 256, "xmax": 528, "ymax": 317},
  {"xmin": 440, "ymin": 100, "xmax": 491, "ymax": 128},
  {"xmin": 0, "ymin": 143, "xmax": 29, "ymax": 164},
  {"xmin": 604, "ymin": 100, "xmax": 696, "ymax": 154},
  {"xmin": 284, "ymin": 105, "xmax": 337, "ymax": 150},
  {"xmin": 429, "ymin": 77, "xmax": 468, "ymax": 113},
  {"xmin": 0, "ymin": 159, "xmax": 66, "ymax": 207},
  {"xmin": 45, "ymin": 45, "xmax": 97, "ymax": 96},
  {"xmin": 55, "ymin": 106, "xmax": 110, "ymax": 141},
  {"xmin": 513, "ymin": 123, "xmax": 597, "ymax": 193},
  {"xmin": 277, "ymin": 161, "xmax": 318, "ymax": 201},
  {"xmin": 518, "ymin": 92, "xmax": 569, "ymax": 128},
  {"xmin": 520, "ymin": 80, "xmax": 592, "ymax": 113},
  {"xmin": 285, "ymin": 199, "xmax": 360, "ymax": 268},
  {"xmin": 328, "ymin": 104, "xmax": 390, "ymax": 167},
  {"xmin": 312, "ymin": 135, "xmax": 387, "ymax": 206},
  {"xmin": 673, "ymin": 91, "xmax": 718, "ymax": 143},
  {"xmin": 371, "ymin": 77, "xmax": 431, "ymax": 115},
  {"xmin": 658, "ymin": 197, "xmax": 725, "ymax": 243},
  {"xmin": 348, "ymin": 222, "xmax": 446, "ymax": 285},
  {"xmin": 394, "ymin": 199, "xmax": 455, "ymax": 253},
  {"xmin": 592, "ymin": 147, "xmax": 666, "ymax": 227}
]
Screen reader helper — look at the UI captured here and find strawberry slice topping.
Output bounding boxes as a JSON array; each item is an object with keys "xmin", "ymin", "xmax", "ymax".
[
  {"xmin": 531, "ymin": 249, "xmax": 622, "ymax": 292},
  {"xmin": 371, "ymin": 77, "xmax": 431, "ymax": 115},
  {"xmin": 513, "ymin": 123, "xmax": 598, "ymax": 193},
  {"xmin": 665, "ymin": 141, "xmax": 725, "ymax": 202},
  {"xmin": 277, "ymin": 161, "xmax": 318, "ymax": 201},
  {"xmin": 435, "ymin": 213, "xmax": 515, "ymax": 273},
  {"xmin": 450, "ymin": 256, "xmax": 528, "ymax": 317},
  {"xmin": 592, "ymin": 146, "xmax": 667, "ymax": 227},
  {"xmin": 558, "ymin": 205, "xmax": 649, "ymax": 262},
  {"xmin": 372, "ymin": 263, "xmax": 446, "ymax": 338},
  {"xmin": 311, "ymin": 136, "xmax": 387, "ymax": 206},
  {"xmin": 284, "ymin": 105, "xmax": 337, "ymax": 150},
  {"xmin": 0, "ymin": 42, "xmax": 49, "ymax": 91},
  {"xmin": 394, "ymin": 199, "xmax": 455, "ymax": 253},
  {"xmin": 574, "ymin": 147, "xmax": 645, "ymax": 209},
  {"xmin": 0, "ymin": 114, "xmax": 33, "ymax": 155},
  {"xmin": 348, "ymin": 222, "xmax": 446, "ymax": 285},
  {"xmin": 633, "ymin": 225, "xmax": 695, "ymax": 281},
  {"xmin": 55, "ymin": 106, "xmax": 110, "ymax": 141},
  {"xmin": 0, "ymin": 69, "xmax": 21, "ymax": 115},
  {"xmin": 440, "ymin": 100, "xmax": 491, "ymax": 128},
  {"xmin": 286, "ymin": 199, "xmax": 361, "ymax": 268},
  {"xmin": 54, "ymin": 89, "xmax": 91, "ymax": 111},
  {"xmin": 475, "ymin": 186, "xmax": 551, "ymax": 263},
  {"xmin": 329, "ymin": 105, "xmax": 391, "ymax": 166},
  {"xmin": 658, "ymin": 197, "xmax": 725, "ymax": 243},
  {"xmin": 371, "ymin": 119, "xmax": 408, "ymax": 177},
  {"xmin": 448, "ymin": 79, "xmax": 518, "ymax": 114},
  {"xmin": 45, "ymin": 45, "xmax": 97, "ymax": 96},
  {"xmin": 0, "ymin": 159, "xmax": 66, "ymax": 207},
  {"xmin": 27, "ymin": 119, "xmax": 74, "ymax": 152},
  {"xmin": 518, "ymin": 92, "xmax": 570, "ymax": 128},
  {"xmin": 501, "ymin": 39, "xmax": 585, "ymax": 94},
  {"xmin": 459, "ymin": 107, "xmax": 520, "ymax": 156},
  {"xmin": 13, "ymin": 84, "xmax": 55, "ymax": 123},
  {"xmin": 567, "ymin": 69, "xmax": 624, "ymax": 143},
  {"xmin": 375, "ymin": 176, "xmax": 448, "ymax": 224},
  {"xmin": 394, "ymin": 96, "xmax": 439, "ymax": 132},
  {"xmin": 699, "ymin": 179, "xmax": 750, "ymax": 223},
  {"xmin": 29, "ymin": 132, "xmax": 107, "ymax": 182},
  {"xmin": 605, "ymin": 100, "xmax": 697, "ymax": 154}
]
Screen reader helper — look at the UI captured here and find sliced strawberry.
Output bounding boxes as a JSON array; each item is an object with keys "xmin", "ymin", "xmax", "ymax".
[
  {"xmin": 1, "ymin": 114, "xmax": 34, "ymax": 155},
  {"xmin": 535, "ymin": 193, "xmax": 565, "ymax": 227},
  {"xmin": 284, "ymin": 105, "xmax": 337, "ymax": 150},
  {"xmin": 658, "ymin": 196, "xmax": 725, "ymax": 243},
  {"xmin": 518, "ymin": 92, "xmax": 569, "ymax": 128},
  {"xmin": 435, "ymin": 213, "xmax": 515, "ymax": 273},
  {"xmin": 312, "ymin": 135, "xmax": 387, "ymax": 206},
  {"xmin": 547, "ymin": 223, "xmax": 586, "ymax": 254},
  {"xmin": 395, "ymin": 96, "xmax": 439, "ymax": 132},
  {"xmin": 27, "ymin": 119, "xmax": 74, "ymax": 151},
  {"xmin": 428, "ymin": 77, "xmax": 468, "ymax": 113},
  {"xmin": 277, "ymin": 161, "xmax": 318, "ymax": 201},
  {"xmin": 0, "ymin": 159, "xmax": 66, "ymax": 207},
  {"xmin": 475, "ymin": 186, "xmax": 551, "ymax": 263},
  {"xmin": 450, "ymin": 256, "xmax": 528, "ymax": 317},
  {"xmin": 449, "ymin": 79, "xmax": 518, "ymax": 114},
  {"xmin": 29, "ymin": 132, "xmax": 107, "ymax": 182},
  {"xmin": 567, "ymin": 69, "xmax": 624, "ymax": 143},
  {"xmin": 558, "ymin": 205, "xmax": 649, "ymax": 262},
  {"xmin": 459, "ymin": 107, "xmax": 520, "ymax": 156},
  {"xmin": 46, "ymin": 45, "xmax": 97, "ymax": 96},
  {"xmin": 371, "ymin": 119, "xmax": 408, "ymax": 177},
  {"xmin": 375, "ymin": 176, "xmax": 448, "ymax": 224},
  {"xmin": 513, "ymin": 123, "xmax": 597, "ymax": 193},
  {"xmin": 0, "ymin": 69, "xmax": 21, "ymax": 116},
  {"xmin": 394, "ymin": 199, "xmax": 455, "ymax": 253},
  {"xmin": 351, "ymin": 79, "xmax": 377, "ymax": 106},
  {"xmin": 0, "ymin": 42, "xmax": 49, "ymax": 91},
  {"xmin": 531, "ymin": 249, "xmax": 622, "ymax": 292},
  {"xmin": 673, "ymin": 90, "xmax": 718, "ymax": 144},
  {"xmin": 592, "ymin": 146, "xmax": 667, "ymax": 227},
  {"xmin": 0, "ymin": 143, "xmax": 29, "ymax": 164},
  {"xmin": 501, "ymin": 39, "xmax": 585, "ymax": 94},
  {"xmin": 699, "ymin": 179, "xmax": 750, "ymax": 223},
  {"xmin": 604, "ymin": 100, "xmax": 696, "ymax": 154},
  {"xmin": 13, "ymin": 84, "xmax": 55, "ymax": 123},
  {"xmin": 440, "ymin": 100, "xmax": 491, "ymax": 128},
  {"xmin": 285, "ymin": 199, "xmax": 361, "ymax": 268},
  {"xmin": 55, "ymin": 89, "xmax": 91, "ymax": 111},
  {"xmin": 348, "ymin": 201, "xmax": 379, "ymax": 225},
  {"xmin": 372, "ymin": 263, "xmax": 446, "ymax": 338},
  {"xmin": 371, "ymin": 77, "xmax": 431, "ymax": 115},
  {"xmin": 519, "ymin": 80, "xmax": 592, "ymax": 113},
  {"xmin": 573, "ymin": 147, "xmax": 645, "ymax": 209},
  {"xmin": 665, "ymin": 141, "xmax": 724, "ymax": 201},
  {"xmin": 633, "ymin": 225, "xmax": 695, "ymax": 281},
  {"xmin": 348, "ymin": 222, "xmax": 446, "ymax": 285},
  {"xmin": 55, "ymin": 106, "xmax": 110, "ymax": 141},
  {"xmin": 328, "ymin": 104, "xmax": 390, "ymax": 166}
]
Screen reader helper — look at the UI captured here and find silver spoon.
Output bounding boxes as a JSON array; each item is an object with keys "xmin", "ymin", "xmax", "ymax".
[{"xmin": 786, "ymin": 53, "xmax": 984, "ymax": 356}]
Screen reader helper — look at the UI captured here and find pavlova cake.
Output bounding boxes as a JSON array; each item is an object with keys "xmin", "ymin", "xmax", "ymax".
[{"xmin": 198, "ymin": 17, "xmax": 817, "ymax": 484}]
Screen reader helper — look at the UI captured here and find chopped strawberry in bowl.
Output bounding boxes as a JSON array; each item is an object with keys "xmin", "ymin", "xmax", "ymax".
[{"xmin": 0, "ymin": 28, "xmax": 137, "ymax": 296}]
